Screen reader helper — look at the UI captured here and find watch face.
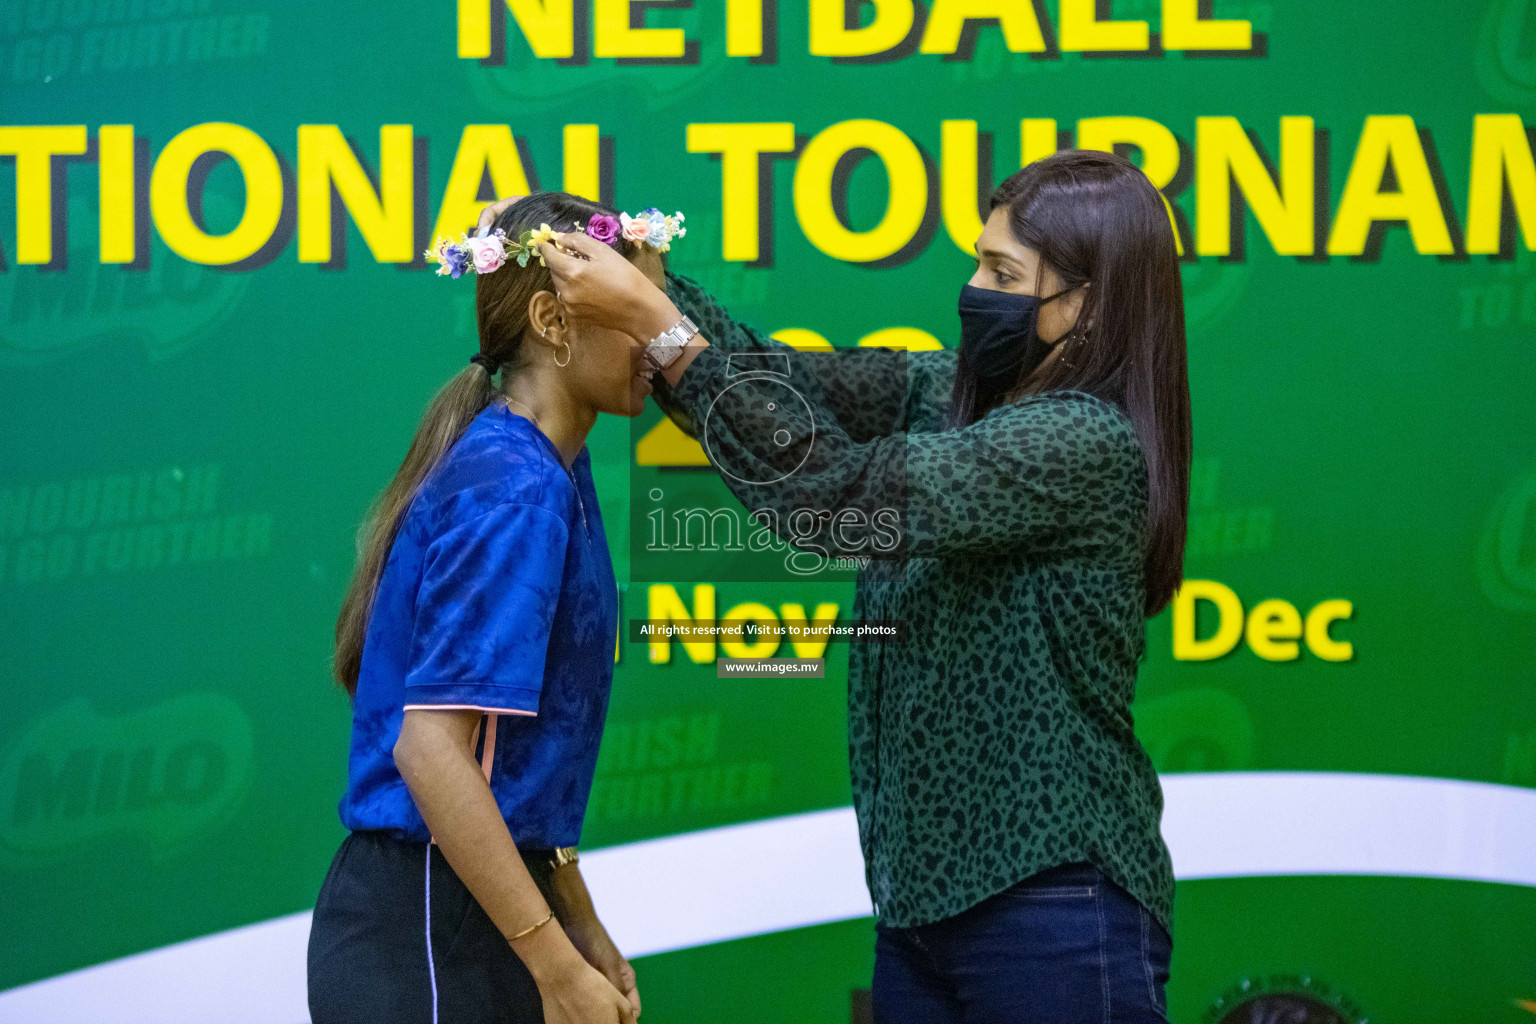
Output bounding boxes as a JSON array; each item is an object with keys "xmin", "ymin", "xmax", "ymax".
[{"xmin": 646, "ymin": 341, "xmax": 680, "ymax": 370}]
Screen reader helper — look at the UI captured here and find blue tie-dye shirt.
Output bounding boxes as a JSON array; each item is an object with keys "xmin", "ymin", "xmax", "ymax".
[{"xmin": 338, "ymin": 401, "xmax": 617, "ymax": 847}]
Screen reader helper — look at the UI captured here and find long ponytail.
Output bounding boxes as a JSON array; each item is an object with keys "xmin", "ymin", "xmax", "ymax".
[{"xmin": 332, "ymin": 364, "xmax": 498, "ymax": 694}]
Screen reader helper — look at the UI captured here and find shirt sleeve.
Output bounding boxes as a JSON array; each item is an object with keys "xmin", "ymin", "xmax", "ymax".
[
  {"xmin": 402, "ymin": 501, "xmax": 570, "ymax": 716},
  {"xmin": 667, "ymin": 345, "xmax": 1147, "ymax": 561},
  {"xmin": 661, "ymin": 271, "xmax": 916, "ymax": 441}
]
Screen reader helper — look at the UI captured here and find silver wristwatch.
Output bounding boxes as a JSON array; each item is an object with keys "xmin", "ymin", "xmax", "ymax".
[{"xmin": 643, "ymin": 315, "xmax": 698, "ymax": 372}]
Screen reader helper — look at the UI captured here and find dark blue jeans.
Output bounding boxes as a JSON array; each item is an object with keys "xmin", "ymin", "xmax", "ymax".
[{"xmin": 872, "ymin": 862, "xmax": 1172, "ymax": 1024}]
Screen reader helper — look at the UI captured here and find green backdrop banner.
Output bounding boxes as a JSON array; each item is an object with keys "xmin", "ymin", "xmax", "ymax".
[{"xmin": 3, "ymin": 0, "xmax": 1536, "ymax": 1021}]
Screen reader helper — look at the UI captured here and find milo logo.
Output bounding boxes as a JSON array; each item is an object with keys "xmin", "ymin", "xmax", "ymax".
[
  {"xmin": 1135, "ymin": 687, "xmax": 1256, "ymax": 773},
  {"xmin": 1180, "ymin": 257, "xmax": 1253, "ymax": 334},
  {"xmin": 463, "ymin": 6, "xmax": 726, "ymax": 116},
  {"xmin": 0, "ymin": 695, "xmax": 253, "ymax": 858},
  {"xmin": 1477, "ymin": 468, "xmax": 1536, "ymax": 612},
  {"xmin": 1477, "ymin": 0, "xmax": 1536, "ymax": 104},
  {"xmin": 0, "ymin": 195, "xmax": 248, "ymax": 366}
]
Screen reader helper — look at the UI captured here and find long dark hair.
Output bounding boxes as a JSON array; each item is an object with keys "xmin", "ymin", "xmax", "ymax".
[
  {"xmin": 332, "ymin": 192, "xmax": 642, "ymax": 695},
  {"xmin": 949, "ymin": 149, "xmax": 1191, "ymax": 616}
]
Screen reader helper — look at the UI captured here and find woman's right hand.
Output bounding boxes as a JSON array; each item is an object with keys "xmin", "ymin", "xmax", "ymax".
[{"xmin": 538, "ymin": 231, "xmax": 681, "ymax": 343}]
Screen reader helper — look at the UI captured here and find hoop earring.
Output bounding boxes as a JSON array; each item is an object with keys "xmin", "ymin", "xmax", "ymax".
[{"xmin": 554, "ymin": 340, "xmax": 572, "ymax": 368}]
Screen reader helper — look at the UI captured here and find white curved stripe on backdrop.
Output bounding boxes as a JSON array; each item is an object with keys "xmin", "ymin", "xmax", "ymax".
[{"xmin": 3, "ymin": 772, "xmax": 1534, "ymax": 1024}]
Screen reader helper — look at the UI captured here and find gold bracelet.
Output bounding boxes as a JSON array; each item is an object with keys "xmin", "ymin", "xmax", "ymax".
[{"xmin": 507, "ymin": 911, "xmax": 554, "ymax": 942}]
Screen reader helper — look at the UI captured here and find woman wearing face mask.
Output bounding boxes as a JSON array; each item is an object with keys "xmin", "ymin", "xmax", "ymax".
[
  {"xmin": 521, "ymin": 148, "xmax": 1187, "ymax": 1020},
  {"xmin": 308, "ymin": 193, "xmax": 680, "ymax": 1024}
]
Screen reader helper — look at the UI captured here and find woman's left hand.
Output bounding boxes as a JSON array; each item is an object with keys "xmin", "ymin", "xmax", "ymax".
[
  {"xmin": 539, "ymin": 231, "xmax": 680, "ymax": 343},
  {"xmin": 563, "ymin": 917, "xmax": 641, "ymax": 1020}
]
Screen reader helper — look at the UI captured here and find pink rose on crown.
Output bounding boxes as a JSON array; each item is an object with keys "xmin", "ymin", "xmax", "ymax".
[
  {"xmin": 585, "ymin": 214, "xmax": 621, "ymax": 245},
  {"xmin": 466, "ymin": 234, "xmax": 506, "ymax": 273},
  {"xmin": 620, "ymin": 213, "xmax": 652, "ymax": 244}
]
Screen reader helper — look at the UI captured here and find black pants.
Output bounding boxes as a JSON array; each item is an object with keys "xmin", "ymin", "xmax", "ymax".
[{"xmin": 307, "ymin": 831, "xmax": 546, "ymax": 1024}]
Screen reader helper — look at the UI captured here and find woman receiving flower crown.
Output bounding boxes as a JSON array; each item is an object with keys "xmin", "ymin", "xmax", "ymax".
[{"xmin": 309, "ymin": 192, "xmax": 682, "ymax": 1024}]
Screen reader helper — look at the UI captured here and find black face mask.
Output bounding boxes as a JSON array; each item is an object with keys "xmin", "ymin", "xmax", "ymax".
[{"xmin": 956, "ymin": 283, "xmax": 1075, "ymax": 396}]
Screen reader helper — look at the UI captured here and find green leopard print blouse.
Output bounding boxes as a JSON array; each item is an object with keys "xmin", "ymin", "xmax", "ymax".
[{"xmin": 657, "ymin": 272, "xmax": 1175, "ymax": 933}]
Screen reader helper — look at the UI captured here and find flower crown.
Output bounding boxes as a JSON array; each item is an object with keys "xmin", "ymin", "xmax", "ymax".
[{"xmin": 425, "ymin": 208, "xmax": 686, "ymax": 278}]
